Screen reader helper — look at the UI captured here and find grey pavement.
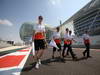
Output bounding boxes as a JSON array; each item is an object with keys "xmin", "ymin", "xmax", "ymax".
[{"xmin": 21, "ymin": 47, "xmax": 100, "ymax": 75}]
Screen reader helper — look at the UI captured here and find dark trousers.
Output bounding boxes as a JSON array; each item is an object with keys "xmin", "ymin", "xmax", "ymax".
[
  {"xmin": 62, "ymin": 44, "xmax": 75, "ymax": 59},
  {"xmin": 83, "ymin": 43, "xmax": 90, "ymax": 57},
  {"xmin": 66, "ymin": 47, "xmax": 70, "ymax": 55},
  {"xmin": 53, "ymin": 43, "xmax": 61, "ymax": 52}
]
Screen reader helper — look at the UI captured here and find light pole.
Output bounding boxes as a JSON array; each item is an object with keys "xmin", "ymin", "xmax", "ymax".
[
  {"xmin": 60, "ymin": 20, "xmax": 63, "ymax": 46},
  {"xmin": 60, "ymin": 20, "xmax": 63, "ymax": 38}
]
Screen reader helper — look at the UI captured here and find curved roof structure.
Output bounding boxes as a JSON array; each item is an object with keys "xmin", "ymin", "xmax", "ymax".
[{"xmin": 20, "ymin": 22, "xmax": 54, "ymax": 42}]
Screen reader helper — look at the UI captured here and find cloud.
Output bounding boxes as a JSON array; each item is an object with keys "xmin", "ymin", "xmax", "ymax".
[
  {"xmin": 0, "ymin": 19, "xmax": 13, "ymax": 26},
  {"xmin": 49, "ymin": 0, "xmax": 62, "ymax": 5}
]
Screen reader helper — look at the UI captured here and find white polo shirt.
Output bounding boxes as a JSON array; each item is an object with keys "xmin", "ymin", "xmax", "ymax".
[
  {"xmin": 63, "ymin": 33, "xmax": 69, "ymax": 39},
  {"xmin": 82, "ymin": 34, "xmax": 90, "ymax": 40},
  {"xmin": 52, "ymin": 32, "xmax": 61, "ymax": 39},
  {"xmin": 34, "ymin": 24, "xmax": 45, "ymax": 33}
]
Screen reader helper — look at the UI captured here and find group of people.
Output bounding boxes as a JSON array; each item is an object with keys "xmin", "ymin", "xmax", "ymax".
[
  {"xmin": 32, "ymin": 16, "xmax": 91, "ymax": 69},
  {"xmin": 52, "ymin": 27, "xmax": 77, "ymax": 61}
]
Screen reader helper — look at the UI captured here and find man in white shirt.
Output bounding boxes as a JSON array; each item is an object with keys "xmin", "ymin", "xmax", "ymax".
[
  {"xmin": 52, "ymin": 27, "xmax": 62, "ymax": 59},
  {"xmin": 62, "ymin": 28, "xmax": 69, "ymax": 58},
  {"xmin": 66, "ymin": 30, "xmax": 77, "ymax": 60},
  {"xmin": 82, "ymin": 31, "xmax": 91, "ymax": 58},
  {"xmin": 32, "ymin": 16, "xmax": 46, "ymax": 69}
]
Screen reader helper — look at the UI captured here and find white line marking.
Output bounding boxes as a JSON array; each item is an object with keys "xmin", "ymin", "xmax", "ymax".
[{"xmin": 0, "ymin": 47, "xmax": 32, "ymax": 75}]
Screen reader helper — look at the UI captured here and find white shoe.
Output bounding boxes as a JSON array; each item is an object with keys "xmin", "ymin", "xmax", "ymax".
[
  {"xmin": 38, "ymin": 59, "xmax": 41, "ymax": 65},
  {"xmin": 35, "ymin": 62, "xmax": 39, "ymax": 69}
]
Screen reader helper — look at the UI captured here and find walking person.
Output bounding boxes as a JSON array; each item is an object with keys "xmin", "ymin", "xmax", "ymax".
[
  {"xmin": 66, "ymin": 30, "xmax": 76, "ymax": 56},
  {"xmin": 62, "ymin": 28, "xmax": 69, "ymax": 58},
  {"xmin": 63, "ymin": 30, "xmax": 77, "ymax": 60},
  {"xmin": 82, "ymin": 31, "xmax": 91, "ymax": 58},
  {"xmin": 52, "ymin": 27, "xmax": 62, "ymax": 60},
  {"xmin": 32, "ymin": 16, "xmax": 46, "ymax": 69}
]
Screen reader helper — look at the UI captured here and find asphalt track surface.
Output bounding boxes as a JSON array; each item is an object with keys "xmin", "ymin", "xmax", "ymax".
[{"xmin": 21, "ymin": 47, "xmax": 100, "ymax": 75}]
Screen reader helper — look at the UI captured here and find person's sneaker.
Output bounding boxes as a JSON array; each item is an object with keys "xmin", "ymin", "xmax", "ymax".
[
  {"xmin": 62, "ymin": 54, "xmax": 66, "ymax": 58},
  {"xmin": 73, "ymin": 54, "xmax": 76, "ymax": 56},
  {"xmin": 87, "ymin": 56, "xmax": 92, "ymax": 58},
  {"xmin": 73, "ymin": 57, "xmax": 78, "ymax": 61},
  {"xmin": 66, "ymin": 53, "xmax": 69, "ymax": 56},
  {"xmin": 35, "ymin": 62, "xmax": 39, "ymax": 69},
  {"xmin": 38, "ymin": 59, "xmax": 41, "ymax": 65},
  {"xmin": 60, "ymin": 58, "xmax": 66, "ymax": 63},
  {"xmin": 83, "ymin": 52, "xmax": 85, "ymax": 57},
  {"xmin": 52, "ymin": 56, "xmax": 54, "ymax": 59}
]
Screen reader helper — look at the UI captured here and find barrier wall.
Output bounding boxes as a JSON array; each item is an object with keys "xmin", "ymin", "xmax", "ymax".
[{"xmin": 72, "ymin": 35, "xmax": 100, "ymax": 48}]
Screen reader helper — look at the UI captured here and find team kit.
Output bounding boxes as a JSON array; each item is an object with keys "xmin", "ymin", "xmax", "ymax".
[{"xmin": 32, "ymin": 16, "xmax": 91, "ymax": 69}]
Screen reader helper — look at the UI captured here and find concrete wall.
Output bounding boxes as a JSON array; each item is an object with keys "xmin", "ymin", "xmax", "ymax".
[
  {"xmin": 0, "ymin": 41, "xmax": 12, "ymax": 48},
  {"xmin": 72, "ymin": 35, "xmax": 100, "ymax": 48}
]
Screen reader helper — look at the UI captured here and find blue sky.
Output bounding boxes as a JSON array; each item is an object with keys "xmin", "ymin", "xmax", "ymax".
[{"xmin": 0, "ymin": 0, "xmax": 91, "ymax": 42}]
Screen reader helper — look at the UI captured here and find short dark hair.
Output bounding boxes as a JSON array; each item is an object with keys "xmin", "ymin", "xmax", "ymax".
[
  {"xmin": 66, "ymin": 28, "xmax": 69, "ymax": 31},
  {"xmin": 38, "ymin": 16, "xmax": 43, "ymax": 20},
  {"xmin": 56, "ymin": 27, "xmax": 59, "ymax": 30},
  {"xmin": 85, "ymin": 30, "xmax": 88, "ymax": 33},
  {"xmin": 69, "ymin": 30, "xmax": 72, "ymax": 34}
]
